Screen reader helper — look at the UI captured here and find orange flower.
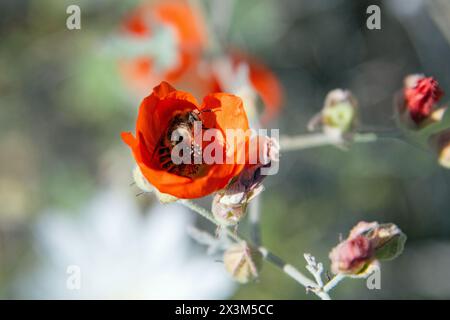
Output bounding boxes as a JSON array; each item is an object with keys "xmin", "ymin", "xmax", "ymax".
[
  {"xmin": 121, "ymin": 82, "xmax": 250, "ymax": 199},
  {"xmin": 120, "ymin": 0, "xmax": 207, "ymax": 93},
  {"xmin": 241, "ymin": 56, "xmax": 284, "ymax": 124}
]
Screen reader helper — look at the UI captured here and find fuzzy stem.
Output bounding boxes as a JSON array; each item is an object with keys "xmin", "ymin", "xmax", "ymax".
[
  {"xmin": 179, "ymin": 199, "xmax": 241, "ymax": 242},
  {"xmin": 280, "ymin": 132, "xmax": 378, "ymax": 151},
  {"xmin": 179, "ymin": 199, "xmax": 331, "ymax": 300},
  {"xmin": 248, "ymin": 197, "xmax": 262, "ymax": 246},
  {"xmin": 323, "ymin": 274, "xmax": 346, "ymax": 293}
]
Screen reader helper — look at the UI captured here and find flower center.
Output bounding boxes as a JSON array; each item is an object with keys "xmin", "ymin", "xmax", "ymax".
[{"xmin": 156, "ymin": 111, "xmax": 204, "ymax": 178}]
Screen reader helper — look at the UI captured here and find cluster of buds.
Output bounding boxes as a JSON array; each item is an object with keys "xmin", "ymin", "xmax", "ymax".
[
  {"xmin": 212, "ymin": 136, "xmax": 279, "ymax": 226},
  {"xmin": 329, "ymin": 221, "xmax": 406, "ymax": 276},
  {"xmin": 223, "ymin": 242, "xmax": 262, "ymax": 283},
  {"xmin": 308, "ymin": 89, "xmax": 358, "ymax": 140}
]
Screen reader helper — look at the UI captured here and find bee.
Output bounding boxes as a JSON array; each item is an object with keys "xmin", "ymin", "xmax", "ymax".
[{"xmin": 153, "ymin": 109, "xmax": 212, "ymax": 177}]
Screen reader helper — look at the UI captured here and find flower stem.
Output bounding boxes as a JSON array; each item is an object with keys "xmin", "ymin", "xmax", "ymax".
[
  {"xmin": 179, "ymin": 199, "xmax": 331, "ymax": 300},
  {"xmin": 323, "ymin": 274, "xmax": 346, "ymax": 293},
  {"xmin": 248, "ymin": 198, "xmax": 262, "ymax": 247},
  {"xmin": 179, "ymin": 199, "xmax": 240, "ymax": 242},
  {"xmin": 280, "ymin": 132, "xmax": 378, "ymax": 151}
]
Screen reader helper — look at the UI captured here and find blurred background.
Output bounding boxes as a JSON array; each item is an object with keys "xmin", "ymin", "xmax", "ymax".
[{"xmin": 1, "ymin": 0, "xmax": 450, "ymax": 299}]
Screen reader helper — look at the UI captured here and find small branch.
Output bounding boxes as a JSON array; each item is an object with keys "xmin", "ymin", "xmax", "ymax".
[
  {"xmin": 179, "ymin": 199, "xmax": 240, "ymax": 243},
  {"xmin": 279, "ymin": 132, "xmax": 378, "ymax": 151},
  {"xmin": 304, "ymin": 253, "xmax": 324, "ymax": 287},
  {"xmin": 259, "ymin": 248, "xmax": 331, "ymax": 300},
  {"xmin": 187, "ymin": 225, "xmax": 230, "ymax": 255},
  {"xmin": 323, "ymin": 274, "xmax": 346, "ymax": 293},
  {"xmin": 248, "ymin": 197, "xmax": 262, "ymax": 247},
  {"xmin": 179, "ymin": 199, "xmax": 331, "ymax": 300},
  {"xmin": 179, "ymin": 199, "xmax": 217, "ymax": 225}
]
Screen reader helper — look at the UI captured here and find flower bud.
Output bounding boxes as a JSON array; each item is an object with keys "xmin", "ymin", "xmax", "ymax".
[
  {"xmin": 212, "ymin": 192, "xmax": 246, "ymax": 226},
  {"xmin": 404, "ymin": 75, "xmax": 444, "ymax": 123},
  {"xmin": 398, "ymin": 74, "xmax": 445, "ymax": 128},
  {"xmin": 212, "ymin": 136, "xmax": 278, "ymax": 226},
  {"xmin": 329, "ymin": 221, "xmax": 406, "ymax": 275},
  {"xmin": 309, "ymin": 89, "xmax": 358, "ymax": 138},
  {"xmin": 329, "ymin": 235, "xmax": 374, "ymax": 275},
  {"xmin": 132, "ymin": 166, "xmax": 178, "ymax": 203},
  {"xmin": 371, "ymin": 223, "xmax": 407, "ymax": 261},
  {"xmin": 429, "ymin": 130, "xmax": 450, "ymax": 169},
  {"xmin": 223, "ymin": 242, "xmax": 263, "ymax": 283}
]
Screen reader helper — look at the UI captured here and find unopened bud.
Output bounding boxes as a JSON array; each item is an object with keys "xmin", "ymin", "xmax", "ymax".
[
  {"xmin": 398, "ymin": 74, "xmax": 445, "ymax": 128},
  {"xmin": 329, "ymin": 221, "xmax": 406, "ymax": 275},
  {"xmin": 212, "ymin": 136, "xmax": 277, "ymax": 226},
  {"xmin": 223, "ymin": 242, "xmax": 263, "ymax": 283},
  {"xmin": 329, "ymin": 235, "xmax": 374, "ymax": 275},
  {"xmin": 371, "ymin": 223, "xmax": 407, "ymax": 261}
]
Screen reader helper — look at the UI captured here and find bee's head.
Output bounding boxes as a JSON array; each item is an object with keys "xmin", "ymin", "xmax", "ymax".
[
  {"xmin": 164, "ymin": 112, "xmax": 196, "ymax": 148},
  {"xmin": 169, "ymin": 124, "xmax": 193, "ymax": 147}
]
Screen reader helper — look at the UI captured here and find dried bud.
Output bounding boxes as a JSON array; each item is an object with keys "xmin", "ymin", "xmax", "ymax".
[
  {"xmin": 329, "ymin": 221, "xmax": 406, "ymax": 275},
  {"xmin": 132, "ymin": 166, "xmax": 178, "ymax": 203},
  {"xmin": 223, "ymin": 242, "xmax": 262, "ymax": 283},
  {"xmin": 349, "ymin": 221, "xmax": 406, "ymax": 261},
  {"xmin": 212, "ymin": 192, "xmax": 247, "ymax": 226},
  {"xmin": 212, "ymin": 136, "xmax": 278, "ymax": 226},
  {"xmin": 371, "ymin": 223, "xmax": 407, "ymax": 261},
  {"xmin": 309, "ymin": 89, "xmax": 358, "ymax": 138}
]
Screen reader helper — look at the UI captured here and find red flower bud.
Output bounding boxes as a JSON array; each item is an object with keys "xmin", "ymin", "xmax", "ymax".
[{"xmin": 404, "ymin": 75, "xmax": 444, "ymax": 124}]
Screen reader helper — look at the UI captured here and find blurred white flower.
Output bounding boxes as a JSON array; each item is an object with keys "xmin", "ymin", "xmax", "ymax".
[{"xmin": 15, "ymin": 188, "xmax": 235, "ymax": 299}]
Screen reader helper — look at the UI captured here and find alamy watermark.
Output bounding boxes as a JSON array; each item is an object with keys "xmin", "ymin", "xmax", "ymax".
[
  {"xmin": 366, "ymin": 5, "xmax": 381, "ymax": 30},
  {"xmin": 366, "ymin": 265, "xmax": 381, "ymax": 290},
  {"xmin": 66, "ymin": 265, "xmax": 81, "ymax": 290},
  {"xmin": 167, "ymin": 121, "xmax": 279, "ymax": 175},
  {"xmin": 66, "ymin": 5, "xmax": 81, "ymax": 30}
]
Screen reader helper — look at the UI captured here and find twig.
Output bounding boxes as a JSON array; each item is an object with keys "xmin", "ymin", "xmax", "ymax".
[
  {"xmin": 179, "ymin": 199, "xmax": 331, "ymax": 300},
  {"xmin": 179, "ymin": 199, "xmax": 240, "ymax": 242},
  {"xmin": 279, "ymin": 132, "xmax": 378, "ymax": 151},
  {"xmin": 248, "ymin": 197, "xmax": 262, "ymax": 246}
]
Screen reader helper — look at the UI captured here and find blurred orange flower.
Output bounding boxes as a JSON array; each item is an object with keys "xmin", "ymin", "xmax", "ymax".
[
  {"xmin": 120, "ymin": 0, "xmax": 207, "ymax": 94},
  {"xmin": 232, "ymin": 53, "xmax": 284, "ymax": 124},
  {"xmin": 209, "ymin": 53, "xmax": 284, "ymax": 124},
  {"xmin": 118, "ymin": 1, "xmax": 284, "ymax": 125},
  {"xmin": 121, "ymin": 81, "xmax": 250, "ymax": 199}
]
